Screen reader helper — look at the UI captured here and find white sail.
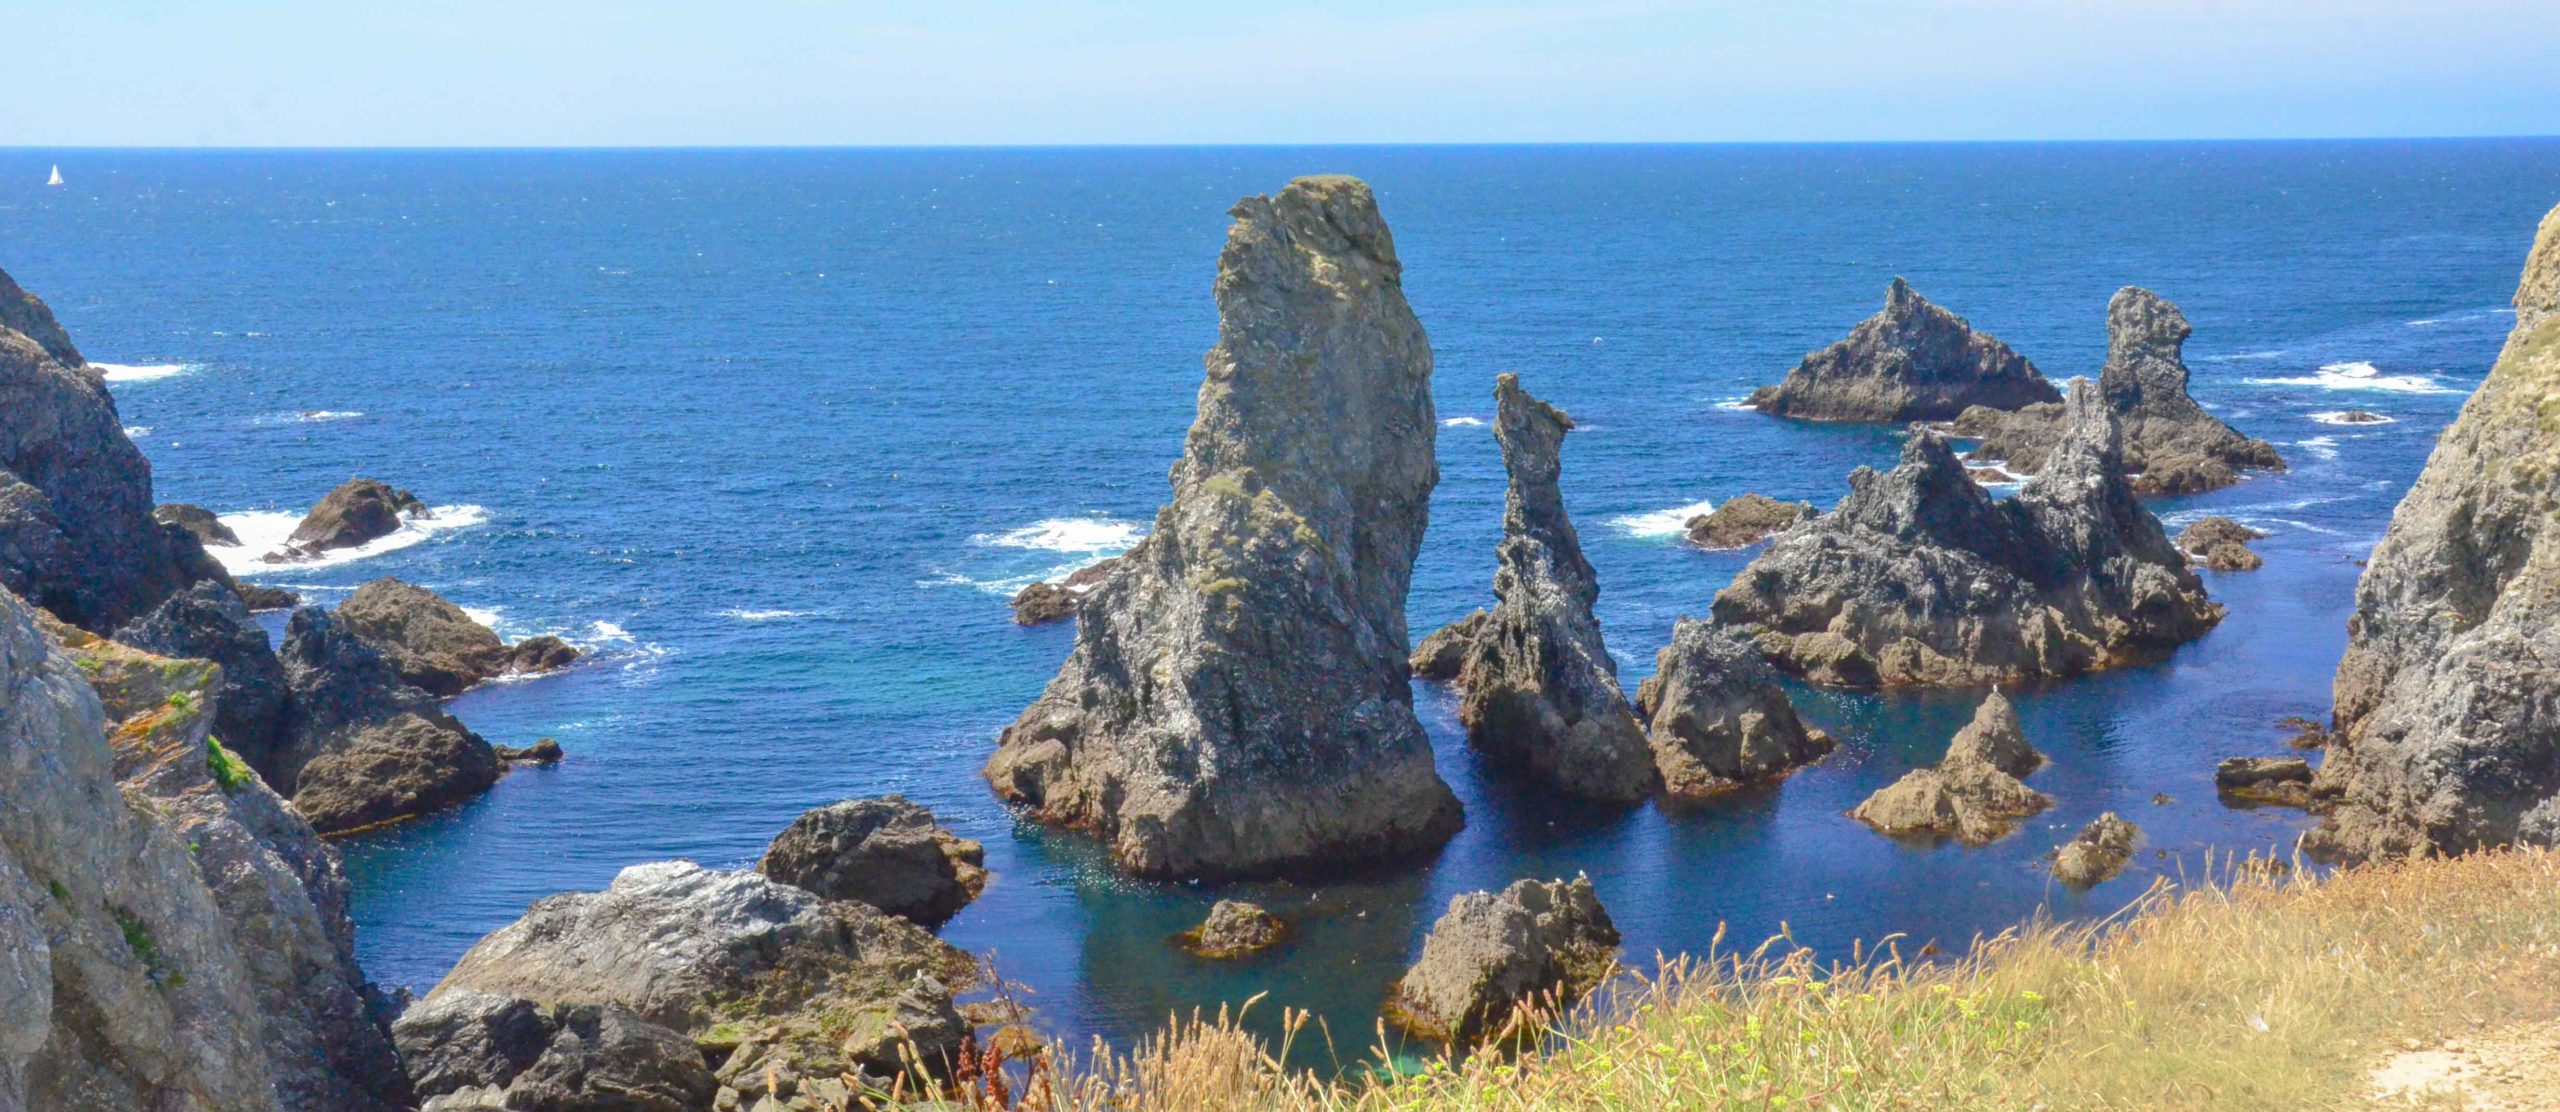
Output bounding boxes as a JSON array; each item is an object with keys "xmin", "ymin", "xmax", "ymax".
[{"xmin": 46, "ymin": 165, "xmax": 62, "ymax": 186}]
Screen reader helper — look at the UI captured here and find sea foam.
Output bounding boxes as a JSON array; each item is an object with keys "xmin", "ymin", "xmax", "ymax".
[
  {"xmin": 2309, "ymin": 411, "xmax": 2396, "ymax": 426},
  {"xmin": 977, "ymin": 517, "xmax": 1145, "ymax": 555},
  {"xmin": 1609, "ymin": 498, "xmax": 1716, "ymax": 539},
  {"xmin": 2245, "ymin": 361, "xmax": 2456, "ymax": 395},
  {"xmin": 213, "ymin": 504, "xmax": 491, "ymax": 577},
  {"xmin": 95, "ymin": 362, "xmax": 193, "ymax": 383},
  {"xmin": 1442, "ymin": 416, "xmax": 1486, "ymax": 427}
]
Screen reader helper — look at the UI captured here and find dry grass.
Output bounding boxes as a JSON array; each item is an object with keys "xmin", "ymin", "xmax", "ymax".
[{"xmin": 908, "ymin": 848, "xmax": 2560, "ymax": 1111}]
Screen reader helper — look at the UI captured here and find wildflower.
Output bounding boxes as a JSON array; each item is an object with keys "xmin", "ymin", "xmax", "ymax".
[{"xmin": 2019, "ymin": 990, "xmax": 2044, "ymax": 1004}]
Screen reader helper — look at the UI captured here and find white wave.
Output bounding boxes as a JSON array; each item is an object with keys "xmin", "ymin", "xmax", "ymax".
[
  {"xmin": 974, "ymin": 517, "xmax": 1144, "ymax": 555},
  {"xmin": 1442, "ymin": 416, "xmax": 1485, "ymax": 427},
  {"xmin": 589, "ymin": 620, "xmax": 631, "ymax": 642},
  {"xmin": 2293, "ymin": 436, "xmax": 2340, "ymax": 461},
  {"xmin": 2245, "ymin": 361, "xmax": 2457, "ymax": 395},
  {"xmin": 721, "ymin": 608, "xmax": 812, "ymax": 622},
  {"xmin": 460, "ymin": 605, "xmax": 504, "ymax": 631},
  {"xmin": 1966, "ymin": 462, "xmax": 2025, "ymax": 487},
  {"xmin": 95, "ymin": 362, "xmax": 193, "ymax": 383},
  {"xmin": 2408, "ymin": 318, "xmax": 2444, "ymax": 327},
  {"xmin": 2309, "ymin": 410, "xmax": 2396, "ymax": 426},
  {"xmin": 122, "ymin": 425, "xmax": 151, "ymax": 439},
  {"xmin": 212, "ymin": 503, "xmax": 491, "ymax": 576},
  {"xmin": 918, "ymin": 569, "xmax": 1046, "ymax": 597},
  {"xmin": 2198, "ymin": 350, "xmax": 2285, "ymax": 363},
  {"xmin": 1609, "ymin": 498, "xmax": 1716, "ymax": 539},
  {"xmin": 297, "ymin": 410, "xmax": 364, "ymax": 422}
]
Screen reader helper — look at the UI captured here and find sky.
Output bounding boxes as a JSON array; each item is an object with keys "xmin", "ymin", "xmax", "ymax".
[{"xmin": 5, "ymin": 1, "xmax": 2558, "ymax": 146}]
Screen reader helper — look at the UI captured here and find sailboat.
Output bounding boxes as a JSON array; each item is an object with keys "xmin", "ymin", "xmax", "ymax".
[{"xmin": 46, "ymin": 165, "xmax": 62, "ymax": 186}]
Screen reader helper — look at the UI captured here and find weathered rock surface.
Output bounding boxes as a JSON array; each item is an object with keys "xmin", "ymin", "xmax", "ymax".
[
  {"xmin": 986, "ymin": 176, "xmax": 1461, "ymax": 880},
  {"xmin": 1952, "ymin": 288, "xmax": 2284, "ymax": 494},
  {"xmin": 1409, "ymin": 608, "xmax": 1489, "ymax": 681},
  {"xmin": 1633, "ymin": 619, "xmax": 1833, "ymax": 801},
  {"xmin": 402, "ymin": 861, "xmax": 975, "ymax": 1106},
  {"xmin": 1851, "ymin": 692, "xmax": 2052, "ymax": 843},
  {"xmin": 276, "ymin": 606, "xmax": 501, "ymax": 833},
  {"xmin": 1683, "ymin": 493, "xmax": 1814, "ymax": 550},
  {"xmin": 273, "ymin": 477, "xmax": 428, "ymax": 560},
  {"xmin": 335, "ymin": 577, "xmax": 574, "ymax": 695},
  {"xmin": 2309, "ymin": 202, "xmax": 2560, "ymax": 862},
  {"xmin": 502, "ymin": 634, "xmax": 581, "ymax": 676},
  {"xmin": 1450, "ymin": 375, "xmax": 1655, "ymax": 803},
  {"xmin": 235, "ymin": 582, "xmax": 301, "ymax": 611},
  {"xmin": 757, "ymin": 795, "xmax": 988, "ymax": 930},
  {"xmin": 155, "ymin": 502, "xmax": 241, "ymax": 547},
  {"xmin": 1747, "ymin": 278, "xmax": 2060, "ymax": 422},
  {"xmin": 1386, "ymin": 876, "xmax": 1620, "ymax": 1048},
  {"xmin": 1713, "ymin": 378, "xmax": 2221, "ymax": 687},
  {"xmin": 1009, "ymin": 557, "xmax": 1121, "ymax": 625},
  {"xmin": 2178, "ymin": 516, "xmax": 2266, "ymax": 572},
  {"xmin": 0, "ymin": 265, "xmax": 217, "ymax": 632},
  {"xmin": 1179, "ymin": 900, "xmax": 1284, "ymax": 959},
  {"xmin": 494, "ymin": 737, "xmax": 564, "ymax": 764},
  {"xmin": 2330, "ymin": 410, "xmax": 2390, "ymax": 424},
  {"xmin": 2215, "ymin": 756, "xmax": 2326, "ymax": 810},
  {"xmin": 112, "ymin": 578, "xmax": 294, "ymax": 777},
  {"xmin": 2051, "ymin": 813, "xmax": 2139, "ymax": 886}
]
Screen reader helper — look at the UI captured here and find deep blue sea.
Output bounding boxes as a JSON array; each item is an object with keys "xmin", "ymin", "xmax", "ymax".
[{"xmin": 9, "ymin": 142, "xmax": 2559, "ymax": 1064}]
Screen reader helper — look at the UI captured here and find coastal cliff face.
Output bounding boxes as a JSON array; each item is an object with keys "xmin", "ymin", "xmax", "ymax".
[
  {"xmin": 1713, "ymin": 379, "xmax": 2219, "ymax": 687},
  {"xmin": 1952, "ymin": 288, "xmax": 2284, "ymax": 493},
  {"xmin": 1747, "ymin": 278, "xmax": 2059, "ymax": 422},
  {"xmin": 2310, "ymin": 203, "xmax": 2560, "ymax": 862},
  {"xmin": 985, "ymin": 176, "xmax": 1462, "ymax": 879},
  {"xmin": 1451, "ymin": 375, "xmax": 1655, "ymax": 803}
]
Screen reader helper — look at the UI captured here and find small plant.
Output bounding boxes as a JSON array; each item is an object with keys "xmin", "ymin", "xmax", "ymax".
[
  {"xmin": 206, "ymin": 736, "xmax": 254, "ymax": 793},
  {"xmin": 46, "ymin": 879, "xmax": 69, "ymax": 904},
  {"xmin": 114, "ymin": 909, "xmax": 167, "ymax": 982}
]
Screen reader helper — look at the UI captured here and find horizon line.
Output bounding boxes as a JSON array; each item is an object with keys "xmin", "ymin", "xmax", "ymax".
[{"xmin": 10, "ymin": 134, "xmax": 2560, "ymax": 154}]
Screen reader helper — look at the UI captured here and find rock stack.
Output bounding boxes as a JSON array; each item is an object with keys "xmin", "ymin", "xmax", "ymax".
[
  {"xmin": 2309, "ymin": 201, "xmax": 2560, "ymax": 862},
  {"xmin": 756, "ymin": 795, "xmax": 987, "ymax": 930},
  {"xmin": 272, "ymin": 608, "xmax": 502, "ymax": 834},
  {"xmin": 1747, "ymin": 278, "xmax": 2060, "ymax": 422},
  {"xmin": 1386, "ymin": 876, "xmax": 1620, "ymax": 1048},
  {"xmin": 1634, "ymin": 619, "xmax": 1834, "ymax": 801},
  {"xmin": 1851, "ymin": 692, "xmax": 2052, "ymax": 843},
  {"xmin": 986, "ymin": 176, "xmax": 1462, "ymax": 880},
  {"xmin": 1713, "ymin": 378, "xmax": 2221, "ymax": 687}
]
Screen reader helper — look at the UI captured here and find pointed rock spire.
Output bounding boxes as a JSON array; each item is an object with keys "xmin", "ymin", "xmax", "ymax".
[{"xmin": 1747, "ymin": 279, "xmax": 2058, "ymax": 422}]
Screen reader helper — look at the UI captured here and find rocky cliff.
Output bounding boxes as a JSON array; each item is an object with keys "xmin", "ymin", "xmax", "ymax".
[
  {"xmin": 1713, "ymin": 378, "xmax": 2220, "ymax": 687},
  {"xmin": 275, "ymin": 607, "xmax": 501, "ymax": 834},
  {"xmin": 985, "ymin": 176, "xmax": 1462, "ymax": 879},
  {"xmin": 1952, "ymin": 288, "xmax": 2283, "ymax": 493},
  {"xmin": 1747, "ymin": 278, "xmax": 2060, "ymax": 423},
  {"xmin": 2309, "ymin": 202, "xmax": 2560, "ymax": 862}
]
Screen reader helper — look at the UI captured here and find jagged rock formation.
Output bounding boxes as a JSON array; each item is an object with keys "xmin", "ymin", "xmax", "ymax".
[
  {"xmin": 337, "ymin": 577, "xmax": 579, "ymax": 696},
  {"xmin": 398, "ymin": 861, "xmax": 975, "ymax": 1108},
  {"xmin": 112, "ymin": 578, "xmax": 295, "ymax": 775},
  {"xmin": 1178, "ymin": 900, "xmax": 1284, "ymax": 959},
  {"xmin": 1447, "ymin": 375, "xmax": 1655, "ymax": 803},
  {"xmin": 986, "ymin": 176, "xmax": 1461, "ymax": 879},
  {"xmin": 756, "ymin": 796, "xmax": 987, "ymax": 930},
  {"xmin": 154, "ymin": 503, "xmax": 241, "ymax": 547},
  {"xmin": 1712, "ymin": 379, "xmax": 2221, "ymax": 687},
  {"xmin": 1409, "ymin": 609, "xmax": 1488, "ymax": 681},
  {"xmin": 0, "ymin": 265, "xmax": 218, "ymax": 632},
  {"xmin": 1683, "ymin": 493, "xmax": 1813, "ymax": 549},
  {"xmin": 2309, "ymin": 202, "xmax": 2560, "ymax": 862},
  {"xmin": 2051, "ymin": 813, "xmax": 2139, "ymax": 886},
  {"xmin": 1747, "ymin": 278, "xmax": 2060, "ymax": 422},
  {"xmin": 1952, "ymin": 288, "xmax": 2284, "ymax": 494},
  {"xmin": 1010, "ymin": 557, "xmax": 1121, "ymax": 625},
  {"xmin": 235, "ymin": 583, "xmax": 300, "ymax": 611},
  {"xmin": 275, "ymin": 607, "xmax": 501, "ymax": 833},
  {"xmin": 1633, "ymin": 619, "xmax": 1833, "ymax": 801},
  {"xmin": 2178, "ymin": 516, "xmax": 2266, "ymax": 572},
  {"xmin": 270, "ymin": 478, "xmax": 429, "ymax": 561},
  {"xmin": 1851, "ymin": 692, "xmax": 2052, "ymax": 843},
  {"xmin": 1386, "ymin": 876, "xmax": 1620, "ymax": 1048}
]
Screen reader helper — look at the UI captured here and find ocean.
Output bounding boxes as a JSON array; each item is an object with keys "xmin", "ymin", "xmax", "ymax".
[{"xmin": 10, "ymin": 141, "xmax": 2558, "ymax": 1065}]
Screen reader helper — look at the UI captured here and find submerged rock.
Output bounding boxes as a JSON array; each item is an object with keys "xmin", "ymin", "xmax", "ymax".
[
  {"xmin": 155, "ymin": 503, "xmax": 241, "ymax": 547},
  {"xmin": 273, "ymin": 478, "xmax": 428, "ymax": 560},
  {"xmin": 1633, "ymin": 619, "xmax": 1833, "ymax": 801},
  {"xmin": 757, "ymin": 795, "xmax": 987, "ymax": 930},
  {"xmin": 274, "ymin": 607, "xmax": 501, "ymax": 834},
  {"xmin": 1409, "ymin": 608, "xmax": 1489, "ymax": 681},
  {"xmin": 1952, "ymin": 288, "xmax": 2284, "ymax": 494},
  {"xmin": 1451, "ymin": 375, "xmax": 1655, "ymax": 803},
  {"xmin": 1713, "ymin": 378, "xmax": 2221, "ymax": 687},
  {"xmin": 2310, "ymin": 204, "xmax": 2560, "ymax": 862},
  {"xmin": 986, "ymin": 176, "xmax": 1461, "ymax": 880},
  {"xmin": 1683, "ymin": 493, "xmax": 1814, "ymax": 549},
  {"xmin": 2050, "ymin": 813, "xmax": 2140, "ymax": 886},
  {"xmin": 2178, "ymin": 516, "xmax": 2266, "ymax": 572},
  {"xmin": 1747, "ymin": 278, "xmax": 2060, "ymax": 422},
  {"xmin": 2330, "ymin": 410, "xmax": 2390, "ymax": 424},
  {"xmin": 2215, "ymin": 756, "xmax": 2324, "ymax": 810},
  {"xmin": 1179, "ymin": 900, "xmax": 1285, "ymax": 959},
  {"xmin": 112, "ymin": 578, "xmax": 294, "ymax": 776},
  {"xmin": 1386, "ymin": 876, "xmax": 1620, "ymax": 1048},
  {"xmin": 1851, "ymin": 692, "xmax": 2052, "ymax": 843}
]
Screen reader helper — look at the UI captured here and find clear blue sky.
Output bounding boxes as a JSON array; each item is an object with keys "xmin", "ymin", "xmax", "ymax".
[{"xmin": 8, "ymin": 1, "xmax": 2558, "ymax": 146}]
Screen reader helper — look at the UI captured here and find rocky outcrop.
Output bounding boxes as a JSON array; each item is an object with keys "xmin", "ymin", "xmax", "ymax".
[
  {"xmin": 1952, "ymin": 288, "xmax": 2284, "ymax": 494},
  {"xmin": 986, "ymin": 176, "xmax": 1461, "ymax": 880},
  {"xmin": 155, "ymin": 503, "xmax": 241, "ymax": 547},
  {"xmin": 1009, "ymin": 557, "xmax": 1121, "ymax": 625},
  {"xmin": 235, "ymin": 583, "xmax": 301, "ymax": 611},
  {"xmin": 270, "ymin": 478, "xmax": 428, "ymax": 561},
  {"xmin": 399, "ymin": 862, "xmax": 976, "ymax": 1107},
  {"xmin": 112, "ymin": 579, "xmax": 294, "ymax": 776},
  {"xmin": 1713, "ymin": 378, "xmax": 2221, "ymax": 687},
  {"xmin": 2309, "ymin": 202, "xmax": 2560, "ymax": 862},
  {"xmin": 2051, "ymin": 813, "xmax": 2139, "ymax": 886},
  {"xmin": 1386, "ymin": 876, "xmax": 1620, "ymax": 1048},
  {"xmin": 494, "ymin": 737, "xmax": 563, "ymax": 764},
  {"xmin": 1851, "ymin": 692, "xmax": 2052, "ymax": 843},
  {"xmin": 2178, "ymin": 516, "xmax": 2265, "ymax": 572},
  {"xmin": 756, "ymin": 796, "xmax": 987, "ymax": 930},
  {"xmin": 2215, "ymin": 756, "xmax": 2325, "ymax": 810},
  {"xmin": 0, "ymin": 265, "xmax": 217, "ymax": 632},
  {"xmin": 1633, "ymin": 619, "xmax": 1833, "ymax": 801},
  {"xmin": 336, "ymin": 577, "xmax": 578, "ymax": 696},
  {"xmin": 2330, "ymin": 410, "xmax": 2390, "ymax": 424},
  {"xmin": 275, "ymin": 607, "xmax": 501, "ymax": 833},
  {"xmin": 1683, "ymin": 493, "xmax": 1813, "ymax": 550},
  {"xmin": 1409, "ymin": 609, "xmax": 1490, "ymax": 681},
  {"xmin": 1178, "ymin": 900, "xmax": 1284, "ymax": 959},
  {"xmin": 1447, "ymin": 375, "xmax": 1655, "ymax": 803},
  {"xmin": 1747, "ymin": 278, "xmax": 2060, "ymax": 422}
]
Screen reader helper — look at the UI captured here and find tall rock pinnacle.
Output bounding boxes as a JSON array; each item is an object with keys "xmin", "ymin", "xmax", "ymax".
[{"xmin": 985, "ymin": 176, "xmax": 1462, "ymax": 880}]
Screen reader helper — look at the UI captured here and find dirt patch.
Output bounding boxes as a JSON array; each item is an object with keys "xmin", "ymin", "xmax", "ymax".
[{"xmin": 2368, "ymin": 1018, "xmax": 2560, "ymax": 1108}]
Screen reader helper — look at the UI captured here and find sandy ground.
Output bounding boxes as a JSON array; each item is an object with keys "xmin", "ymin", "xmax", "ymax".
[{"xmin": 2368, "ymin": 1018, "xmax": 2560, "ymax": 1109}]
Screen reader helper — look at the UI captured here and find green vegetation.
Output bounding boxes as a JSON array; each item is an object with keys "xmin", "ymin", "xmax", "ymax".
[
  {"xmin": 206, "ymin": 736, "xmax": 254, "ymax": 793},
  {"xmin": 46, "ymin": 879, "xmax": 69, "ymax": 904}
]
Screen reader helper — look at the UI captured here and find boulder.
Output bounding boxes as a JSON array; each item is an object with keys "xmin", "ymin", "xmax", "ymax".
[
  {"xmin": 1450, "ymin": 375, "xmax": 1656, "ymax": 803},
  {"xmin": 274, "ymin": 607, "xmax": 501, "ymax": 834},
  {"xmin": 1408, "ymin": 609, "xmax": 1489, "ymax": 681},
  {"xmin": 154, "ymin": 503, "xmax": 241, "ymax": 547},
  {"xmin": 502, "ymin": 634, "xmax": 581, "ymax": 675},
  {"xmin": 2215, "ymin": 756, "xmax": 2324, "ymax": 810},
  {"xmin": 1179, "ymin": 900, "xmax": 1284, "ymax": 959},
  {"xmin": 1633, "ymin": 619, "xmax": 1833, "ymax": 801},
  {"xmin": 2178, "ymin": 516, "xmax": 2266, "ymax": 572},
  {"xmin": 1386, "ymin": 876, "xmax": 1620, "ymax": 1048},
  {"xmin": 1746, "ymin": 278, "xmax": 2060, "ymax": 422},
  {"xmin": 335, "ymin": 577, "xmax": 508, "ymax": 696},
  {"xmin": 235, "ymin": 583, "xmax": 302, "ymax": 611},
  {"xmin": 1682, "ymin": 493, "xmax": 1814, "ymax": 550},
  {"xmin": 2050, "ymin": 813, "xmax": 2139, "ymax": 886},
  {"xmin": 1009, "ymin": 557, "xmax": 1121, "ymax": 626},
  {"xmin": 1851, "ymin": 692, "xmax": 2052, "ymax": 843},
  {"xmin": 494, "ymin": 738, "xmax": 564, "ymax": 764},
  {"xmin": 1951, "ymin": 288, "xmax": 2284, "ymax": 494},
  {"xmin": 275, "ymin": 478, "xmax": 428, "ymax": 560},
  {"xmin": 2331, "ymin": 410, "xmax": 2389, "ymax": 424},
  {"xmin": 2309, "ymin": 202, "xmax": 2560, "ymax": 862},
  {"xmin": 985, "ymin": 176, "xmax": 1462, "ymax": 880},
  {"xmin": 756, "ymin": 796, "xmax": 987, "ymax": 929},
  {"xmin": 1714, "ymin": 379, "xmax": 2221, "ymax": 687},
  {"xmin": 112, "ymin": 578, "xmax": 293, "ymax": 777}
]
